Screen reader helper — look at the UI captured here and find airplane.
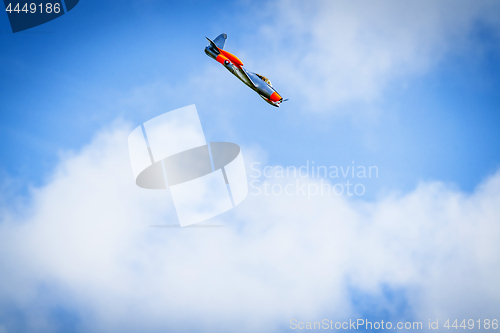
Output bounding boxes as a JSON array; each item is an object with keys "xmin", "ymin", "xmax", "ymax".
[{"xmin": 204, "ymin": 33, "xmax": 287, "ymax": 107}]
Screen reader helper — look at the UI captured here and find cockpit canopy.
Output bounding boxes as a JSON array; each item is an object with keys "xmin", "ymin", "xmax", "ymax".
[{"xmin": 255, "ymin": 73, "xmax": 272, "ymax": 87}]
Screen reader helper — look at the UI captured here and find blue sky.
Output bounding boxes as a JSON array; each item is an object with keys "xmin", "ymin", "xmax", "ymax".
[
  {"xmin": 1, "ymin": 0, "xmax": 500, "ymax": 332},
  {"xmin": 1, "ymin": 0, "xmax": 499, "ymax": 196}
]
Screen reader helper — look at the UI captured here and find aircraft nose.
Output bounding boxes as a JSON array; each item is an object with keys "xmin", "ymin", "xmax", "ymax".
[{"xmin": 269, "ymin": 92, "xmax": 282, "ymax": 102}]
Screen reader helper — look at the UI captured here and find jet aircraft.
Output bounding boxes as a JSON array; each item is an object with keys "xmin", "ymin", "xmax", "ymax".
[{"xmin": 205, "ymin": 33, "xmax": 287, "ymax": 107}]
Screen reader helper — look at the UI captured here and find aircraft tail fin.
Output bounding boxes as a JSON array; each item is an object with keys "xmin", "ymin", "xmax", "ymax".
[
  {"xmin": 213, "ymin": 33, "xmax": 227, "ymax": 49},
  {"xmin": 205, "ymin": 37, "xmax": 220, "ymax": 54}
]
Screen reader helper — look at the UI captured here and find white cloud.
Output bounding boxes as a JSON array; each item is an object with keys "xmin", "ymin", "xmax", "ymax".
[
  {"xmin": 244, "ymin": 0, "xmax": 500, "ymax": 111},
  {"xmin": 0, "ymin": 123, "xmax": 499, "ymax": 331}
]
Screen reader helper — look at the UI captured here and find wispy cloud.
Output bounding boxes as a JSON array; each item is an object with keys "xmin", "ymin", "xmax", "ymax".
[{"xmin": 244, "ymin": 0, "xmax": 500, "ymax": 111}]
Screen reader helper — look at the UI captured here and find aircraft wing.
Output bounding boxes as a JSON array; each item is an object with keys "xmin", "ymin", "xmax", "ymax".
[{"xmin": 239, "ymin": 67, "xmax": 258, "ymax": 88}]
